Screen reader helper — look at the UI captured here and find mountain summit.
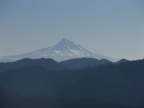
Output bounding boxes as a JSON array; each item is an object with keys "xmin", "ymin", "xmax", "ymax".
[
  {"xmin": 54, "ymin": 38, "xmax": 80, "ymax": 50},
  {"xmin": 57, "ymin": 38, "xmax": 75, "ymax": 46},
  {"xmin": 0, "ymin": 38, "xmax": 112, "ymax": 62}
]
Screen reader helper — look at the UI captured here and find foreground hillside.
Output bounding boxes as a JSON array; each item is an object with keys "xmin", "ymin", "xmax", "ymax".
[{"xmin": 0, "ymin": 59, "xmax": 144, "ymax": 108}]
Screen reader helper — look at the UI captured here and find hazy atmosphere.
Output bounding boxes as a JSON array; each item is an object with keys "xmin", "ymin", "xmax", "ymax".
[
  {"xmin": 1, "ymin": 1, "xmax": 144, "ymax": 108},
  {"xmin": 0, "ymin": 0, "xmax": 144, "ymax": 60}
]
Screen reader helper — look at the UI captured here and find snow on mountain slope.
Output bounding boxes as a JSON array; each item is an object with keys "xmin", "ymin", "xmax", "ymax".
[{"xmin": 0, "ymin": 38, "xmax": 113, "ymax": 62}]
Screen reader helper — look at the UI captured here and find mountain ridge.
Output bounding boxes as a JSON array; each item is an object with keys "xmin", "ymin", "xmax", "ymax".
[
  {"xmin": 0, "ymin": 58, "xmax": 113, "ymax": 73},
  {"xmin": 0, "ymin": 59, "xmax": 144, "ymax": 107}
]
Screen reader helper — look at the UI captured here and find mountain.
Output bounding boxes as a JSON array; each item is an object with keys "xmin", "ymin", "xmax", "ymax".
[
  {"xmin": 0, "ymin": 58, "xmax": 67, "ymax": 73},
  {"xmin": 0, "ymin": 38, "xmax": 113, "ymax": 62},
  {"xmin": 60, "ymin": 58, "xmax": 113, "ymax": 69},
  {"xmin": 0, "ymin": 59, "xmax": 144, "ymax": 108},
  {"xmin": 116, "ymin": 58, "xmax": 129, "ymax": 64},
  {"xmin": 0, "ymin": 58, "xmax": 112, "ymax": 73}
]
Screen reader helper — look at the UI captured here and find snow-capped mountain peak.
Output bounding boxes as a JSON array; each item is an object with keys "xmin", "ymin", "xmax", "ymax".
[
  {"xmin": 57, "ymin": 38, "xmax": 74, "ymax": 45},
  {"xmin": 54, "ymin": 38, "xmax": 79, "ymax": 50},
  {"xmin": 0, "ymin": 38, "xmax": 113, "ymax": 62}
]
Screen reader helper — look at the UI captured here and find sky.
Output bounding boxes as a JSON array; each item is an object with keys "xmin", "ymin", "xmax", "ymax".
[{"xmin": 0, "ymin": 0, "xmax": 144, "ymax": 60}]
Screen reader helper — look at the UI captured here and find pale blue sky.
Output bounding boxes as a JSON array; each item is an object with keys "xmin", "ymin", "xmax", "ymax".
[{"xmin": 0, "ymin": 0, "xmax": 144, "ymax": 60}]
